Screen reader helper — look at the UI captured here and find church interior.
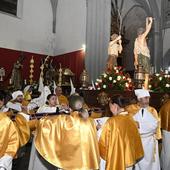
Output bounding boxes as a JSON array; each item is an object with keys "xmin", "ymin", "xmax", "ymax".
[{"xmin": 0, "ymin": 0, "xmax": 170, "ymax": 170}]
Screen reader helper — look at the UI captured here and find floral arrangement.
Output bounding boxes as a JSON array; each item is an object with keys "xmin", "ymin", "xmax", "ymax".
[
  {"xmin": 149, "ymin": 72, "xmax": 170, "ymax": 92},
  {"xmin": 95, "ymin": 66, "xmax": 133, "ymax": 91}
]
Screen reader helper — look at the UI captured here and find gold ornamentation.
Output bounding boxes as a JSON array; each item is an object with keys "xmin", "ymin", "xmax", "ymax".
[
  {"xmin": 134, "ymin": 65, "xmax": 145, "ymax": 89},
  {"xmin": 97, "ymin": 91, "xmax": 110, "ymax": 106},
  {"xmin": 80, "ymin": 69, "xmax": 89, "ymax": 88},
  {"xmin": 29, "ymin": 56, "xmax": 34, "ymax": 84},
  {"xmin": 58, "ymin": 63, "xmax": 62, "ymax": 86}
]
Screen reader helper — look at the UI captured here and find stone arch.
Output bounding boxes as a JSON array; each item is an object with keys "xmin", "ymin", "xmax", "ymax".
[{"xmin": 122, "ymin": 6, "xmax": 148, "ymax": 71}]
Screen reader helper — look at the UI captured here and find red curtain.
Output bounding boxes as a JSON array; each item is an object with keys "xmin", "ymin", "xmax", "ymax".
[
  {"xmin": 0, "ymin": 47, "xmax": 85, "ymax": 87},
  {"xmin": 53, "ymin": 50, "xmax": 85, "ymax": 85}
]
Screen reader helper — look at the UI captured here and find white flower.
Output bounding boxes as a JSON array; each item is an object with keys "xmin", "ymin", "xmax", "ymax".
[
  {"xmin": 165, "ymin": 84, "xmax": 170, "ymax": 88},
  {"xmin": 117, "ymin": 76, "xmax": 121, "ymax": 81},
  {"xmin": 155, "ymin": 73, "xmax": 160, "ymax": 77},
  {"xmin": 103, "ymin": 73, "xmax": 107, "ymax": 78},
  {"xmin": 127, "ymin": 78, "xmax": 132, "ymax": 82},
  {"xmin": 116, "ymin": 70, "xmax": 119, "ymax": 73},
  {"xmin": 125, "ymin": 83, "xmax": 129, "ymax": 87},
  {"xmin": 97, "ymin": 87, "xmax": 101, "ymax": 90},
  {"xmin": 103, "ymin": 85, "xmax": 107, "ymax": 89},
  {"xmin": 165, "ymin": 70, "xmax": 169, "ymax": 74},
  {"xmin": 123, "ymin": 76, "xmax": 125, "ymax": 79},
  {"xmin": 97, "ymin": 79, "xmax": 102, "ymax": 83},
  {"xmin": 113, "ymin": 80, "xmax": 117, "ymax": 83},
  {"xmin": 159, "ymin": 77, "xmax": 162, "ymax": 81},
  {"xmin": 109, "ymin": 77, "xmax": 112, "ymax": 81},
  {"xmin": 149, "ymin": 85, "xmax": 152, "ymax": 89},
  {"xmin": 95, "ymin": 82, "xmax": 99, "ymax": 86}
]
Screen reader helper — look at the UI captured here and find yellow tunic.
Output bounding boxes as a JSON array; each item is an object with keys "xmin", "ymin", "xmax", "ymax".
[
  {"xmin": 58, "ymin": 94, "xmax": 69, "ymax": 105},
  {"xmin": 4, "ymin": 111, "xmax": 30, "ymax": 146},
  {"xmin": 35, "ymin": 112, "xmax": 100, "ymax": 169},
  {"xmin": 159, "ymin": 99, "xmax": 170, "ymax": 131},
  {"xmin": 22, "ymin": 99, "xmax": 30, "ymax": 106},
  {"xmin": 6, "ymin": 100, "xmax": 31, "ymax": 146},
  {"xmin": 0, "ymin": 113, "xmax": 19, "ymax": 158},
  {"xmin": 24, "ymin": 91, "xmax": 32, "ymax": 101},
  {"xmin": 99, "ymin": 114, "xmax": 144, "ymax": 170},
  {"xmin": 13, "ymin": 114, "xmax": 31, "ymax": 147},
  {"xmin": 125, "ymin": 104, "xmax": 162, "ymax": 140}
]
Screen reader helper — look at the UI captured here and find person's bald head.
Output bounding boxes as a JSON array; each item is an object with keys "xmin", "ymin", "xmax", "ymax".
[{"xmin": 55, "ymin": 86, "xmax": 62, "ymax": 96}]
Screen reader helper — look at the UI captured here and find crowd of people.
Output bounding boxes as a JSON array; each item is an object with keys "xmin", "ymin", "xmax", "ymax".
[{"xmin": 0, "ymin": 85, "xmax": 169, "ymax": 170}]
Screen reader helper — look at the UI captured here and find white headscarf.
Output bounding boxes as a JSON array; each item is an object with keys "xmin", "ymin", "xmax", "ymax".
[
  {"xmin": 134, "ymin": 89, "xmax": 150, "ymax": 99},
  {"xmin": 12, "ymin": 91, "xmax": 23, "ymax": 100}
]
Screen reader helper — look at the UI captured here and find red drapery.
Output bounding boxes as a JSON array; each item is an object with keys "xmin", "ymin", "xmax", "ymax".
[
  {"xmin": 53, "ymin": 50, "xmax": 85, "ymax": 84},
  {"xmin": 0, "ymin": 47, "xmax": 85, "ymax": 87}
]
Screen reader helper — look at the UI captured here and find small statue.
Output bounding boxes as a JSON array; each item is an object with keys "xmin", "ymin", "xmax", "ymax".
[
  {"xmin": 80, "ymin": 69, "xmax": 89, "ymax": 88},
  {"xmin": 106, "ymin": 34, "xmax": 123, "ymax": 72},
  {"xmin": 0, "ymin": 68, "xmax": 5, "ymax": 81},
  {"xmin": 11, "ymin": 55, "xmax": 24, "ymax": 90},
  {"xmin": 44, "ymin": 59, "xmax": 56, "ymax": 85},
  {"xmin": 134, "ymin": 17, "xmax": 153, "ymax": 89}
]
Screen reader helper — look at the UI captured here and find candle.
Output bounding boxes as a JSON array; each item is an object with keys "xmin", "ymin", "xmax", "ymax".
[{"xmin": 9, "ymin": 78, "xmax": 12, "ymax": 84}]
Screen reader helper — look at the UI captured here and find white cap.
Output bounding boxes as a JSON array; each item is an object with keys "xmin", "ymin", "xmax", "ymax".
[
  {"xmin": 12, "ymin": 90, "xmax": 23, "ymax": 100},
  {"xmin": 134, "ymin": 89, "xmax": 150, "ymax": 99}
]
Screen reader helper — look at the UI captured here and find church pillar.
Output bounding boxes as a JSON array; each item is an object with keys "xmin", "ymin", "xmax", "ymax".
[
  {"xmin": 149, "ymin": 0, "xmax": 163, "ymax": 72},
  {"xmin": 85, "ymin": 0, "xmax": 111, "ymax": 81}
]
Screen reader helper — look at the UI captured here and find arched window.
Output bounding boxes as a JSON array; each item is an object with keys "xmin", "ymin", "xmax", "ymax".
[
  {"xmin": 0, "ymin": 0, "xmax": 18, "ymax": 16},
  {"xmin": 0, "ymin": 0, "xmax": 23, "ymax": 18}
]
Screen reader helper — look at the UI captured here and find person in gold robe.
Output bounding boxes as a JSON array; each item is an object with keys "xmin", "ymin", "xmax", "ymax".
[
  {"xmin": 159, "ymin": 99, "xmax": 170, "ymax": 170},
  {"xmin": 126, "ymin": 89, "xmax": 161, "ymax": 170},
  {"xmin": 6, "ymin": 90, "xmax": 29, "ymax": 113},
  {"xmin": 6, "ymin": 91, "xmax": 30, "ymax": 147},
  {"xmin": 55, "ymin": 86, "xmax": 69, "ymax": 106},
  {"xmin": 99, "ymin": 95, "xmax": 144, "ymax": 170},
  {"xmin": 29, "ymin": 95, "xmax": 100, "ymax": 170},
  {"xmin": 0, "ymin": 91, "xmax": 19, "ymax": 170}
]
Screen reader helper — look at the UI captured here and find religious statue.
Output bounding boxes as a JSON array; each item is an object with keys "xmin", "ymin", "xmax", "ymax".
[
  {"xmin": 11, "ymin": 55, "xmax": 24, "ymax": 90},
  {"xmin": 0, "ymin": 68, "xmax": 5, "ymax": 81},
  {"xmin": 106, "ymin": 34, "xmax": 123, "ymax": 72},
  {"xmin": 80, "ymin": 69, "xmax": 89, "ymax": 89},
  {"xmin": 134, "ymin": 17, "xmax": 153, "ymax": 89},
  {"xmin": 44, "ymin": 59, "xmax": 56, "ymax": 85}
]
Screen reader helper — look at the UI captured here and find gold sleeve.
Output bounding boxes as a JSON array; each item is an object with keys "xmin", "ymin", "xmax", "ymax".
[{"xmin": 0, "ymin": 113, "xmax": 19, "ymax": 158}]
